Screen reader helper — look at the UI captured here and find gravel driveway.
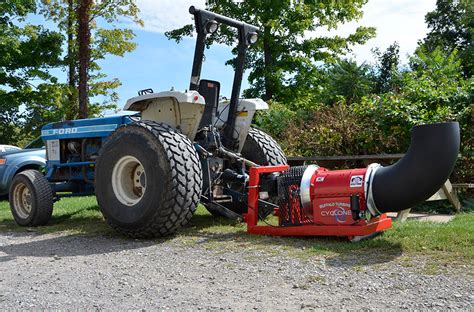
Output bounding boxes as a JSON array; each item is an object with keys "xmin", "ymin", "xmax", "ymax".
[{"xmin": 0, "ymin": 231, "xmax": 472, "ymax": 310}]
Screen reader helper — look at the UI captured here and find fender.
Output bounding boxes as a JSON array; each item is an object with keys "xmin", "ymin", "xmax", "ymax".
[
  {"xmin": 124, "ymin": 90, "xmax": 206, "ymax": 140},
  {"xmin": 0, "ymin": 152, "xmax": 46, "ymax": 195},
  {"xmin": 124, "ymin": 90, "xmax": 206, "ymax": 111}
]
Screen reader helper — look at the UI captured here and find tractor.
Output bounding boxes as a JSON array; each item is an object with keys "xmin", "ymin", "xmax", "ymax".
[
  {"xmin": 9, "ymin": 7, "xmax": 286, "ymax": 237},
  {"xmin": 9, "ymin": 7, "xmax": 460, "ymax": 240}
]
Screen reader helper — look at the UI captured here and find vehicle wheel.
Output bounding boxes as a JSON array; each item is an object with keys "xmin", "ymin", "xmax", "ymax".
[
  {"xmin": 95, "ymin": 120, "xmax": 202, "ymax": 238},
  {"xmin": 9, "ymin": 170, "xmax": 53, "ymax": 226},
  {"xmin": 205, "ymin": 127, "xmax": 287, "ymax": 217},
  {"xmin": 241, "ymin": 127, "xmax": 287, "ymax": 166}
]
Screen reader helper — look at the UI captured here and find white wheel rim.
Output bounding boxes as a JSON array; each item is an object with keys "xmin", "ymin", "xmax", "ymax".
[
  {"xmin": 12, "ymin": 182, "xmax": 33, "ymax": 219},
  {"xmin": 111, "ymin": 155, "xmax": 147, "ymax": 206}
]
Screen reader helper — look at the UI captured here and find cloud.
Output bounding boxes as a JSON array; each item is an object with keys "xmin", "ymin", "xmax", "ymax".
[
  {"xmin": 135, "ymin": 0, "xmax": 206, "ymax": 33},
  {"xmin": 309, "ymin": 0, "xmax": 436, "ymax": 64}
]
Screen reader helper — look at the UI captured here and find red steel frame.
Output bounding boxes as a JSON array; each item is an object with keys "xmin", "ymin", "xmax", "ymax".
[{"xmin": 244, "ymin": 165, "xmax": 392, "ymax": 238}]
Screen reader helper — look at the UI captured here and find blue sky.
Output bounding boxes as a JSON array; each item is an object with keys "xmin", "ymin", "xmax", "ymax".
[
  {"xmin": 27, "ymin": 0, "xmax": 437, "ymax": 111},
  {"xmin": 97, "ymin": 30, "xmax": 239, "ymax": 106}
]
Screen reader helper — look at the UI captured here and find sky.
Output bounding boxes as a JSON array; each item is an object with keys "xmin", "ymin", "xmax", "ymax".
[{"xmin": 28, "ymin": 0, "xmax": 437, "ymax": 110}]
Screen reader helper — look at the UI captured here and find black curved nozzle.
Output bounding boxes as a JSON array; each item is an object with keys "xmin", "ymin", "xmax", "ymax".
[{"xmin": 372, "ymin": 122, "xmax": 460, "ymax": 213}]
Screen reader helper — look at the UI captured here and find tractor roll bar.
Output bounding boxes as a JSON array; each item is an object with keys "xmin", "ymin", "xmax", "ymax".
[
  {"xmin": 189, "ymin": 6, "xmax": 259, "ymax": 31},
  {"xmin": 189, "ymin": 6, "xmax": 259, "ymax": 150}
]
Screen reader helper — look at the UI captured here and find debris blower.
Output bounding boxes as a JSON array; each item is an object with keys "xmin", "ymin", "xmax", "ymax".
[{"xmin": 244, "ymin": 122, "xmax": 460, "ymax": 241}]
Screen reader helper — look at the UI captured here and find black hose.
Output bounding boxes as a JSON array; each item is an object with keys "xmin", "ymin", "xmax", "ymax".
[{"xmin": 372, "ymin": 122, "xmax": 460, "ymax": 213}]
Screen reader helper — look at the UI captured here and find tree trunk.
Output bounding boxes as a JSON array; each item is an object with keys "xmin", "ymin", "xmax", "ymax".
[
  {"xmin": 78, "ymin": 0, "xmax": 92, "ymax": 119},
  {"xmin": 66, "ymin": 0, "xmax": 78, "ymax": 120},
  {"xmin": 263, "ymin": 26, "xmax": 273, "ymax": 101}
]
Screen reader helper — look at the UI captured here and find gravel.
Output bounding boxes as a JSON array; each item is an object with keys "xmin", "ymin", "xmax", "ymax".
[{"xmin": 0, "ymin": 232, "xmax": 472, "ymax": 310}]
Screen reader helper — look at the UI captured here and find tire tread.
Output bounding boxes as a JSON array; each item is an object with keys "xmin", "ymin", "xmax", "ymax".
[
  {"xmin": 246, "ymin": 127, "xmax": 287, "ymax": 166},
  {"xmin": 9, "ymin": 170, "xmax": 53, "ymax": 226},
  {"xmin": 96, "ymin": 120, "xmax": 202, "ymax": 238}
]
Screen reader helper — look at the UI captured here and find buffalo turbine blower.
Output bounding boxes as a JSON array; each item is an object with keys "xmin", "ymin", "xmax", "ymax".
[{"xmin": 243, "ymin": 122, "xmax": 460, "ymax": 240}]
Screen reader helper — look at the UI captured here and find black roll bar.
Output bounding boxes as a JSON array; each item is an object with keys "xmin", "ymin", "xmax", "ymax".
[{"xmin": 189, "ymin": 6, "xmax": 259, "ymax": 150}]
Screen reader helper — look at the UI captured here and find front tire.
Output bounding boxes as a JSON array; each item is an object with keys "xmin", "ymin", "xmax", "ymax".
[
  {"xmin": 95, "ymin": 121, "xmax": 202, "ymax": 238},
  {"xmin": 9, "ymin": 170, "xmax": 53, "ymax": 226}
]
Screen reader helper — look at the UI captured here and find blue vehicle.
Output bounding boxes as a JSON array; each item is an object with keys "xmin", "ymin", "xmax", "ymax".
[
  {"xmin": 8, "ymin": 115, "xmax": 137, "ymax": 225},
  {"xmin": 0, "ymin": 138, "xmax": 46, "ymax": 197},
  {"xmin": 40, "ymin": 115, "xmax": 135, "ymax": 196},
  {"xmin": 0, "ymin": 145, "xmax": 21, "ymax": 153}
]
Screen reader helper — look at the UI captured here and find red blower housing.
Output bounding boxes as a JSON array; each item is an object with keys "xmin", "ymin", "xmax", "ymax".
[
  {"xmin": 305, "ymin": 166, "xmax": 368, "ymax": 226},
  {"xmin": 245, "ymin": 165, "xmax": 392, "ymax": 240}
]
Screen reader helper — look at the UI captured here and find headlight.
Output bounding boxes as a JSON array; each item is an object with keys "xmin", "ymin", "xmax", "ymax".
[
  {"xmin": 0, "ymin": 158, "xmax": 6, "ymax": 165},
  {"xmin": 247, "ymin": 32, "xmax": 258, "ymax": 45},
  {"xmin": 204, "ymin": 20, "xmax": 218, "ymax": 34}
]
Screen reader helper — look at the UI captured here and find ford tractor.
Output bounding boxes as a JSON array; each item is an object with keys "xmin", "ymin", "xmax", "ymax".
[{"xmin": 9, "ymin": 7, "xmax": 460, "ymax": 240}]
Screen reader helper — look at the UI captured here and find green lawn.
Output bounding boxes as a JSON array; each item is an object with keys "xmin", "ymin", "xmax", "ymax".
[{"xmin": 1, "ymin": 196, "xmax": 473, "ymax": 271}]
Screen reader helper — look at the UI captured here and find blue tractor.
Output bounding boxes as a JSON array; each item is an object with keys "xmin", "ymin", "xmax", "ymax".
[{"xmin": 9, "ymin": 7, "xmax": 287, "ymax": 237}]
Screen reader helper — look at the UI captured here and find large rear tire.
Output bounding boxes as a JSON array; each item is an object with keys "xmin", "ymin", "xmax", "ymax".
[
  {"xmin": 9, "ymin": 170, "xmax": 53, "ymax": 226},
  {"xmin": 95, "ymin": 121, "xmax": 202, "ymax": 238},
  {"xmin": 205, "ymin": 127, "xmax": 287, "ymax": 217},
  {"xmin": 241, "ymin": 127, "xmax": 287, "ymax": 166}
]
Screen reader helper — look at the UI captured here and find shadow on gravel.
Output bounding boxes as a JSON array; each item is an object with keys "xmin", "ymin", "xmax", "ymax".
[
  {"xmin": 0, "ymin": 204, "xmax": 403, "ymax": 266},
  {"xmin": 0, "ymin": 234, "xmax": 157, "ymax": 262},
  {"xmin": 182, "ymin": 214, "xmax": 403, "ymax": 266}
]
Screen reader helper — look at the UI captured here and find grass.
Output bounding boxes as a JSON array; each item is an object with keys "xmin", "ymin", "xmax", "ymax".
[
  {"xmin": 0, "ymin": 196, "xmax": 111, "ymax": 235},
  {"xmin": 1, "ymin": 196, "xmax": 473, "ymax": 272}
]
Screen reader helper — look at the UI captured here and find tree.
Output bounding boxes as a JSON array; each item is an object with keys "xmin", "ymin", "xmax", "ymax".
[
  {"xmin": 352, "ymin": 47, "xmax": 472, "ymax": 153},
  {"xmin": 422, "ymin": 0, "xmax": 473, "ymax": 77},
  {"xmin": 322, "ymin": 59, "xmax": 374, "ymax": 105},
  {"xmin": 372, "ymin": 42, "xmax": 401, "ymax": 93},
  {"xmin": 166, "ymin": 0, "xmax": 375, "ymax": 102},
  {"xmin": 40, "ymin": 0, "xmax": 143, "ymax": 119},
  {"xmin": 405, "ymin": 47, "xmax": 471, "ymax": 124},
  {"xmin": 0, "ymin": 0, "xmax": 64, "ymax": 144},
  {"xmin": 78, "ymin": 0, "xmax": 92, "ymax": 118}
]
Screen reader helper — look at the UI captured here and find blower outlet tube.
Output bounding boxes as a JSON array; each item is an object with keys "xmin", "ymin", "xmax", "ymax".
[{"xmin": 368, "ymin": 122, "xmax": 460, "ymax": 213}]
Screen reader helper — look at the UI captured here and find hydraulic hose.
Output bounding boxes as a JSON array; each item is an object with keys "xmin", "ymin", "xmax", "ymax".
[{"xmin": 371, "ymin": 122, "xmax": 460, "ymax": 213}]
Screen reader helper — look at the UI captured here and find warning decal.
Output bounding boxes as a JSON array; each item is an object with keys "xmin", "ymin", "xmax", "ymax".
[
  {"xmin": 350, "ymin": 175, "xmax": 363, "ymax": 187},
  {"xmin": 47, "ymin": 139, "xmax": 60, "ymax": 161}
]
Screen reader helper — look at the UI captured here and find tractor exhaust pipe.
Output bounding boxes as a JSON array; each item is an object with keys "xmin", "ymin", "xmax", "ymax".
[{"xmin": 369, "ymin": 122, "xmax": 460, "ymax": 214}]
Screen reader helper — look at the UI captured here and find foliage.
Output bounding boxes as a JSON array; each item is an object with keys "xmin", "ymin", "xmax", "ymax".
[
  {"xmin": 321, "ymin": 59, "xmax": 374, "ymax": 105},
  {"xmin": 40, "ymin": 0, "xmax": 143, "ymax": 119},
  {"xmin": 0, "ymin": 0, "xmax": 64, "ymax": 144},
  {"xmin": 259, "ymin": 102, "xmax": 399, "ymax": 157},
  {"xmin": 404, "ymin": 47, "xmax": 472, "ymax": 182},
  {"xmin": 372, "ymin": 41, "xmax": 402, "ymax": 93},
  {"xmin": 166, "ymin": 0, "xmax": 376, "ymax": 102},
  {"xmin": 257, "ymin": 47, "xmax": 472, "ymax": 184},
  {"xmin": 404, "ymin": 47, "xmax": 471, "ymax": 124},
  {"xmin": 353, "ymin": 47, "xmax": 472, "ymax": 159},
  {"xmin": 421, "ymin": 0, "xmax": 473, "ymax": 77},
  {"xmin": 254, "ymin": 101, "xmax": 299, "ymax": 139}
]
